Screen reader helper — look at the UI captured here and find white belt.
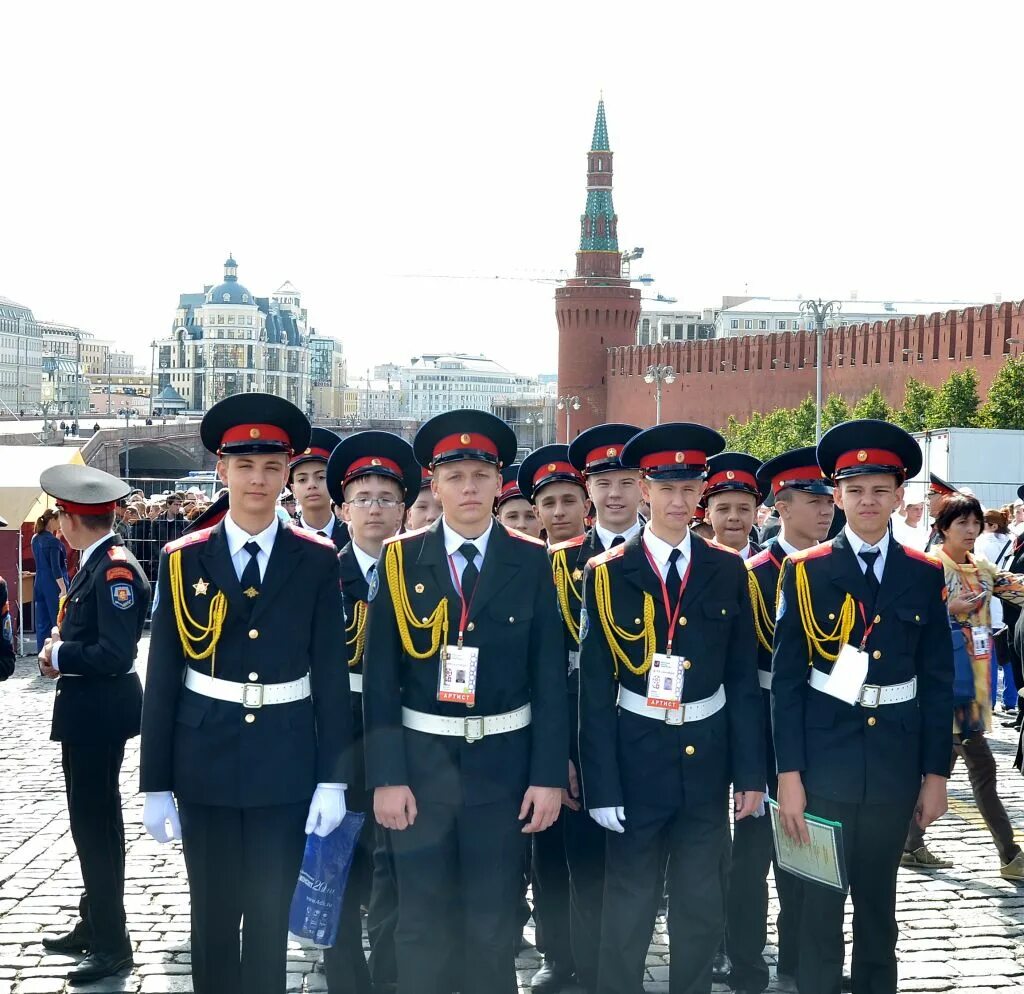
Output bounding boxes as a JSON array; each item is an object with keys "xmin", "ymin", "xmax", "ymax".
[
  {"xmin": 401, "ymin": 703, "xmax": 532, "ymax": 743},
  {"xmin": 808, "ymin": 669, "xmax": 917, "ymax": 708},
  {"xmin": 758, "ymin": 670, "xmax": 772, "ymax": 690},
  {"xmin": 184, "ymin": 668, "xmax": 311, "ymax": 708},
  {"xmin": 617, "ymin": 685, "xmax": 726, "ymax": 726},
  {"xmin": 349, "ymin": 672, "xmax": 363, "ymax": 694}
]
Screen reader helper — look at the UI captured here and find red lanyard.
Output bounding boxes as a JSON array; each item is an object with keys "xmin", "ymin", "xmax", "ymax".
[
  {"xmin": 447, "ymin": 554, "xmax": 479, "ymax": 646},
  {"xmin": 642, "ymin": 544, "xmax": 692, "ymax": 654},
  {"xmin": 855, "ymin": 602, "xmax": 876, "ymax": 651}
]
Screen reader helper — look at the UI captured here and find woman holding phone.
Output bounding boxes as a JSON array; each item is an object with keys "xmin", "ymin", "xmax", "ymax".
[{"xmin": 901, "ymin": 493, "xmax": 1024, "ymax": 879}]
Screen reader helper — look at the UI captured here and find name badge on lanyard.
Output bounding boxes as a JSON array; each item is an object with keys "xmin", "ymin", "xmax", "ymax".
[
  {"xmin": 971, "ymin": 625, "xmax": 990, "ymax": 659},
  {"xmin": 567, "ymin": 649, "xmax": 580, "ymax": 676},
  {"xmin": 439, "ymin": 550, "xmax": 480, "ymax": 705},
  {"xmin": 647, "ymin": 652, "xmax": 685, "ymax": 708}
]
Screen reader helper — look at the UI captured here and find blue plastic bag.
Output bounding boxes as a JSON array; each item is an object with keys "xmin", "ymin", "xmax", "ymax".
[{"xmin": 288, "ymin": 811, "xmax": 365, "ymax": 947}]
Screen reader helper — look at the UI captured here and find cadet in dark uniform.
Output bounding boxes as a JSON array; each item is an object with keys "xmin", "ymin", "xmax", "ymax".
[
  {"xmin": 363, "ymin": 410, "xmax": 568, "ymax": 994},
  {"xmin": 577, "ymin": 423, "xmax": 765, "ymax": 994},
  {"xmin": 495, "ymin": 463, "xmax": 543, "ymax": 538},
  {"xmin": 517, "ymin": 445, "xmax": 591, "ymax": 993},
  {"xmin": 291, "ymin": 425, "xmax": 349, "ymax": 550},
  {"xmin": 924, "ymin": 473, "xmax": 959, "ymax": 551},
  {"xmin": 140, "ymin": 394, "xmax": 352, "ymax": 994},
  {"xmin": 704, "ymin": 452, "xmax": 764, "ymax": 560},
  {"xmin": 773, "ymin": 421, "xmax": 953, "ymax": 994},
  {"xmin": 37, "ymin": 466, "xmax": 150, "ymax": 985},
  {"xmin": 723, "ymin": 448, "xmax": 835, "ymax": 993},
  {"xmin": 323, "ymin": 431, "xmax": 420, "ymax": 994}
]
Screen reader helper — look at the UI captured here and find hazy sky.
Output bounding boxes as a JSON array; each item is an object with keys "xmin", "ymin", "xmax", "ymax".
[{"xmin": 3, "ymin": 2, "xmax": 1022, "ymax": 377}]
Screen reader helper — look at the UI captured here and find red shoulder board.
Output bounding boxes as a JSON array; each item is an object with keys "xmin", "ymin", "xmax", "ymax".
[
  {"xmin": 746, "ymin": 547, "xmax": 774, "ymax": 571},
  {"xmin": 506, "ymin": 526, "xmax": 545, "ymax": 547},
  {"xmin": 903, "ymin": 546, "xmax": 942, "ymax": 569},
  {"xmin": 549, "ymin": 534, "xmax": 587, "ymax": 553},
  {"xmin": 165, "ymin": 528, "xmax": 214, "ymax": 554},
  {"xmin": 704, "ymin": 537, "xmax": 741, "ymax": 556},
  {"xmin": 107, "ymin": 545, "xmax": 129, "ymax": 561},
  {"xmin": 588, "ymin": 544, "xmax": 627, "ymax": 568},
  {"xmin": 290, "ymin": 526, "xmax": 336, "ymax": 550},
  {"xmin": 788, "ymin": 541, "xmax": 833, "ymax": 563},
  {"xmin": 384, "ymin": 524, "xmax": 430, "ymax": 546}
]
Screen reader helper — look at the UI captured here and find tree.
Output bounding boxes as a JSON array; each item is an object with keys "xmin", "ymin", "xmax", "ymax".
[
  {"xmin": 891, "ymin": 377, "xmax": 937, "ymax": 433},
  {"xmin": 852, "ymin": 387, "xmax": 891, "ymax": 421},
  {"xmin": 927, "ymin": 368, "xmax": 980, "ymax": 428},
  {"xmin": 979, "ymin": 356, "xmax": 1024, "ymax": 429},
  {"xmin": 821, "ymin": 393, "xmax": 851, "ymax": 431}
]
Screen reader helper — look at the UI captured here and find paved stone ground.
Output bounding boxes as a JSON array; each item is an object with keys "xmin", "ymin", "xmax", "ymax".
[{"xmin": 2, "ymin": 640, "xmax": 1023, "ymax": 993}]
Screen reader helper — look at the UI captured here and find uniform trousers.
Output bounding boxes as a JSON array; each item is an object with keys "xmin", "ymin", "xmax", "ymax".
[
  {"xmin": 904, "ymin": 734, "xmax": 1020, "ymax": 864},
  {"xmin": 366, "ymin": 825, "xmax": 399, "ymax": 990},
  {"xmin": 531, "ymin": 816, "xmax": 572, "ymax": 966},
  {"xmin": 61, "ymin": 742, "xmax": 129, "ymax": 954},
  {"xmin": 597, "ymin": 795, "xmax": 730, "ymax": 994},
  {"xmin": 799, "ymin": 792, "xmax": 917, "ymax": 994},
  {"xmin": 178, "ymin": 800, "xmax": 308, "ymax": 994},
  {"xmin": 563, "ymin": 800, "xmax": 605, "ymax": 990},
  {"xmin": 724, "ymin": 805, "xmax": 803, "ymax": 991},
  {"xmin": 389, "ymin": 796, "xmax": 525, "ymax": 994}
]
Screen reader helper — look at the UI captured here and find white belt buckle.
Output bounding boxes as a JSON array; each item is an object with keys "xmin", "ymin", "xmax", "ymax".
[
  {"xmin": 666, "ymin": 704, "xmax": 684, "ymax": 726},
  {"xmin": 859, "ymin": 684, "xmax": 881, "ymax": 708},
  {"xmin": 242, "ymin": 683, "xmax": 265, "ymax": 709},
  {"xmin": 464, "ymin": 716, "xmax": 485, "ymax": 743}
]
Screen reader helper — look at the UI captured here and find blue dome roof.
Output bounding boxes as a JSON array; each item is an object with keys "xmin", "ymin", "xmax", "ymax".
[{"xmin": 207, "ymin": 281, "xmax": 253, "ymax": 305}]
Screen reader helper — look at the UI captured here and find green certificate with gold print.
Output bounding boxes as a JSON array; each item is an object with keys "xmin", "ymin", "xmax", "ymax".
[{"xmin": 768, "ymin": 798, "xmax": 849, "ymax": 894}]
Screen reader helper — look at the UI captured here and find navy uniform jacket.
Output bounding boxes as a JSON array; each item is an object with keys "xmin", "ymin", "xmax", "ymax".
[
  {"xmin": 51, "ymin": 536, "xmax": 150, "ymax": 744},
  {"xmin": 363, "ymin": 518, "xmax": 568, "ymax": 807},
  {"xmin": 577, "ymin": 533, "xmax": 764, "ymax": 812},
  {"xmin": 771, "ymin": 531, "xmax": 953, "ymax": 804},
  {"xmin": 338, "ymin": 541, "xmax": 369, "ymax": 802},
  {"xmin": 140, "ymin": 520, "xmax": 352, "ymax": 807}
]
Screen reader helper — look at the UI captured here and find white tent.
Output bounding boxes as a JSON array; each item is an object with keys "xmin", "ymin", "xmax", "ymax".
[{"xmin": 0, "ymin": 445, "xmax": 83, "ymax": 527}]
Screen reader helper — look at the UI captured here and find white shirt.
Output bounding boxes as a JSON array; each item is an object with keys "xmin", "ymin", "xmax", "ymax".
[
  {"xmin": 844, "ymin": 524, "xmax": 889, "ymax": 584},
  {"xmin": 642, "ymin": 527, "xmax": 692, "ymax": 582},
  {"xmin": 777, "ymin": 534, "xmax": 801, "ymax": 559},
  {"xmin": 595, "ymin": 518, "xmax": 642, "ymax": 551},
  {"xmin": 351, "ymin": 542, "xmax": 380, "ymax": 583},
  {"xmin": 223, "ymin": 512, "xmax": 279, "ymax": 583},
  {"xmin": 300, "ymin": 514, "xmax": 336, "ymax": 539},
  {"xmin": 51, "ymin": 531, "xmax": 118, "ymax": 672},
  {"xmin": 442, "ymin": 517, "xmax": 493, "ymax": 584},
  {"xmin": 738, "ymin": 542, "xmax": 753, "ymax": 561}
]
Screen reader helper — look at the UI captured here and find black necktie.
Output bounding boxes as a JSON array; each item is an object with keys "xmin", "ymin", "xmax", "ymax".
[
  {"xmin": 859, "ymin": 549, "xmax": 881, "ymax": 604},
  {"xmin": 459, "ymin": 543, "xmax": 479, "ymax": 604},
  {"xmin": 666, "ymin": 548, "xmax": 683, "ymax": 606},
  {"xmin": 610, "ymin": 535, "xmax": 625, "ymax": 548},
  {"xmin": 241, "ymin": 541, "xmax": 262, "ymax": 599}
]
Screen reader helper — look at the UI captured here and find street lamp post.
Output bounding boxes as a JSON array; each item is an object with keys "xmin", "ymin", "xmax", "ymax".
[
  {"xmin": 556, "ymin": 395, "xmax": 580, "ymax": 442},
  {"xmin": 106, "ymin": 353, "xmax": 112, "ymax": 416},
  {"xmin": 119, "ymin": 406, "xmax": 133, "ymax": 478},
  {"xmin": 799, "ymin": 298, "xmax": 841, "ymax": 442},
  {"xmin": 71, "ymin": 331, "xmax": 82, "ymax": 425},
  {"xmin": 643, "ymin": 363, "xmax": 677, "ymax": 425},
  {"xmin": 149, "ymin": 340, "xmax": 158, "ymax": 419}
]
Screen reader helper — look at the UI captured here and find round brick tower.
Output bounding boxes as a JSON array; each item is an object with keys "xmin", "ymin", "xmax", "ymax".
[{"xmin": 555, "ymin": 98, "xmax": 642, "ymax": 441}]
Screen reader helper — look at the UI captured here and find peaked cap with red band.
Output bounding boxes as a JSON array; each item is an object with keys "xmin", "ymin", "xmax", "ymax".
[
  {"xmin": 756, "ymin": 446, "xmax": 834, "ymax": 499},
  {"xmin": 40, "ymin": 464, "xmax": 130, "ymax": 516},
  {"xmin": 290, "ymin": 426, "xmax": 342, "ymax": 473},
  {"xmin": 704, "ymin": 451, "xmax": 764, "ymax": 504},
  {"xmin": 496, "ymin": 464, "xmax": 527, "ymax": 508},
  {"xmin": 200, "ymin": 393, "xmax": 311, "ymax": 457},
  {"xmin": 816, "ymin": 419, "xmax": 922, "ymax": 483},
  {"xmin": 567, "ymin": 423, "xmax": 641, "ymax": 476},
  {"xmin": 413, "ymin": 409, "xmax": 517, "ymax": 470},
  {"xmin": 517, "ymin": 444, "xmax": 587, "ymax": 502},
  {"xmin": 326, "ymin": 430, "xmax": 422, "ymax": 509},
  {"xmin": 620, "ymin": 423, "xmax": 725, "ymax": 481},
  {"xmin": 929, "ymin": 473, "xmax": 959, "ymax": 498}
]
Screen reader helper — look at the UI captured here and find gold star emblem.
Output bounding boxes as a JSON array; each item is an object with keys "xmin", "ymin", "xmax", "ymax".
[
  {"xmin": 856, "ymin": 449, "xmax": 868, "ymax": 462},
  {"xmin": 572, "ymin": 568, "xmax": 583, "ymax": 581},
  {"xmin": 414, "ymin": 583, "xmax": 425, "ymax": 593},
  {"xmin": 460, "ymin": 433, "xmax": 471, "ymax": 444},
  {"xmin": 606, "ymin": 446, "xmax": 617, "ymax": 458},
  {"xmin": 192, "ymin": 578, "xmax": 209, "ymax": 596},
  {"xmin": 726, "ymin": 470, "xmax": 735, "ymax": 480},
  {"xmin": 250, "ymin": 428, "xmax": 261, "ymax": 439},
  {"xmin": 244, "ymin": 587, "xmax": 259, "ymax": 599}
]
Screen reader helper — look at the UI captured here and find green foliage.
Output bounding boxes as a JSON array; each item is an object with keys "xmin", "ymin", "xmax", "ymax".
[
  {"xmin": 821, "ymin": 393, "xmax": 851, "ymax": 431},
  {"xmin": 979, "ymin": 357, "xmax": 1024, "ymax": 429},
  {"xmin": 925, "ymin": 368, "xmax": 980, "ymax": 428},
  {"xmin": 891, "ymin": 377, "xmax": 936, "ymax": 433},
  {"xmin": 851, "ymin": 387, "xmax": 892, "ymax": 421}
]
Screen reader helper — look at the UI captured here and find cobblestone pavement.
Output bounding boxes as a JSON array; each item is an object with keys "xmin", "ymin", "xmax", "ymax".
[{"xmin": 2, "ymin": 640, "xmax": 1024, "ymax": 993}]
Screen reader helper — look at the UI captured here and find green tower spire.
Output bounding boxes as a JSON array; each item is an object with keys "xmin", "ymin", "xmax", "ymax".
[
  {"xmin": 591, "ymin": 97, "xmax": 610, "ymax": 151},
  {"xmin": 579, "ymin": 97, "xmax": 618, "ymax": 254}
]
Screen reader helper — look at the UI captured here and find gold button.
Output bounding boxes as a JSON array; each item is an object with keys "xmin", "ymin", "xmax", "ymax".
[
  {"xmin": 873, "ymin": 614, "xmax": 881, "ymax": 624},
  {"xmin": 508, "ymin": 616, "xmax": 515, "ymax": 623},
  {"xmin": 828, "ymin": 613, "xmax": 836, "ymax": 620},
  {"xmin": 415, "ymin": 583, "xmax": 425, "ymax": 593},
  {"xmin": 422, "ymin": 617, "xmax": 429, "ymax": 623},
  {"xmin": 248, "ymin": 672, "xmax": 258, "ymax": 681},
  {"xmin": 467, "ymin": 622, "xmax": 475, "ymax": 632},
  {"xmin": 867, "ymin": 716, "xmax": 877, "ymax": 727},
  {"xmin": 683, "ymin": 660, "xmax": 692, "ymax": 670},
  {"xmin": 678, "ymin": 616, "xmax": 687, "ymax": 627},
  {"xmin": 244, "ymin": 714, "xmax": 255, "ymax": 724},
  {"xmin": 721, "ymin": 608, "xmax": 727, "ymax": 616},
  {"xmin": 872, "ymin": 650, "xmax": 882, "ymax": 660},
  {"xmin": 248, "ymin": 629, "xmax": 259, "ymax": 640},
  {"xmin": 915, "ymin": 614, "xmax": 921, "ymax": 622},
  {"xmin": 634, "ymin": 618, "xmax": 642, "ymax": 625},
  {"xmin": 685, "ymin": 745, "xmax": 696, "ymax": 756}
]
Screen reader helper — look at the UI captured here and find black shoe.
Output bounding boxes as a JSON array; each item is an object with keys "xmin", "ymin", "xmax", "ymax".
[
  {"xmin": 712, "ymin": 951, "xmax": 732, "ymax": 982},
  {"xmin": 67, "ymin": 949, "xmax": 134, "ymax": 985},
  {"xmin": 530, "ymin": 958, "xmax": 574, "ymax": 992},
  {"xmin": 42, "ymin": 927, "xmax": 90, "ymax": 955}
]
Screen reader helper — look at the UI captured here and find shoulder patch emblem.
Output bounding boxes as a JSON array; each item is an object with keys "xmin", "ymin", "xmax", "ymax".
[
  {"xmin": 903, "ymin": 546, "xmax": 943, "ymax": 569},
  {"xmin": 776, "ymin": 588, "xmax": 786, "ymax": 621},
  {"xmin": 549, "ymin": 534, "xmax": 587, "ymax": 553},
  {"xmin": 579, "ymin": 605, "xmax": 590, "ymax": 641},
  {"xmin": 384, "ymin": 524, "xmax": 430, "ymax": 545},
  {"xmin": 107, "ymin": 545, "xmax": 129, "ymax": 561},
  {"xmin": 368, "ymin": 567, "xmax": 380, "ymax": 602},
  {"xmin": 110, "ymin": 583, "xmax": 135, "ymax": 610},
  {"xmin": 165, "ymin": 528, "xmax": 214, "ymax": 554},
  {"xmin": 788, "ymin": 541, "xmax": 833, "ymax": 563},
  {"xmin": 588, "ymin": 544, "xmax": 627, "ymax": 568},
  {"xmin": 506, "ymin": 525, "xmax": 545, "ymax": 546},
  {"xmin": 106, "ymin": 567, "xmax": 134, "ymax": 582},
  {"xmin": 290, "ymin": 526, "xmax": 336, "ymax": 550}
]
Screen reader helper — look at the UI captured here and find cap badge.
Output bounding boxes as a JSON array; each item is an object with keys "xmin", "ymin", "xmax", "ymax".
[
  {"xmin": 857, "ymin": 449, "xmax": 868, "ymax": 463},
  {"xmin": 675, "ymin": 452, "xmax": 685, "ymax": 463},
  {"xmin": 547, "ymin": 463, "xmax": 557, "ymax": 472},
  {"xmin": 304, "ymin": 447, "xmax": 311, "ymax": 455},
  {"xmin": 726, "ymin": 470, "xmax": 735, "ymax": 480},
  {"xmin": 371, "ymin": 458, "xmax": 381, "ymax": 466},
  {"xmin": 606, "ymin": 446, "xmax": 617, "ymax": 458},
  {"xmin": 250, "ymin": 428, "xmax": 261, "ymax": 439},
  {"xmin": 460, "ymin": 433, "xmax": 471, "ymax": 445}
]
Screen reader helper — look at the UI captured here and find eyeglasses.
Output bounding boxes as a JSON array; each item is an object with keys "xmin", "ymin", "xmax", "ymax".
[{"xmin": 347, "ymin": 497, "xmax": 402, "ymax": 509}]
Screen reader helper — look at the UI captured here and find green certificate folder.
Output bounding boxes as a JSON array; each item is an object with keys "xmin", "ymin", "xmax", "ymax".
[{"xmin": 768, "ymin": 798, "xmax": 849, "ymax": 894}]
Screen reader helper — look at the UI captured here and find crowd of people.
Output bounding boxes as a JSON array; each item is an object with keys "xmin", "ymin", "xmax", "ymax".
[{"xmin": 6, "ymin": 395, "xmax": 1024, "ymax": 994}]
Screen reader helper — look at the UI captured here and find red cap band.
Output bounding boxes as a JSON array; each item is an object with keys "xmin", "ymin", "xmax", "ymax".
[
  {"xmin": 693, "ymin": 506, "xmax": 706, "ymax": 521},
  {"xmin": 835, "ymin": 448, "xmax": 902, "ymax": 472},
  {"xmin": 220, "ymin": 423, "xmax": 292, "ymax": 450},
  {"xmin": 293, "ymin": 446, "xmax": 332, "ymax": 462},
  {"xmin": 533, "ymin": 461, "xmax": 582, "ymax": 486},
  {"xmin": 585, "ymin": 444, "xmax": 623, "ymax": 466},
  {"xmin": 345, "ymin": 456, "xmax": 403, "ymax": 482},
  {"xmin": 771, "ymin": 466, "xmax": 825, "ymax": 496},
  {"xmin": 930, "ymin": 482, "xmax": 955, "ymax": 495},
  {"xmin": 706, "ymin": 470, "xmax": 758, "ymax": 492},
  {"xmin": 639, "ymin": 450, "xmax": 707, "ymax": 471},
  {"xmin": 56, "ymin": 500, "xmax": 116, "ymax": 516},
  {"xmin": 433, "ymin": 433, "xmax": 499, "ymax": 461},
  {"xmin": 420, "ymin": 468, "xmax": 432, "ymax": 487},
  {"xmin": 499, "ymin": 481, "xmax": 522, "ymax": 498}
]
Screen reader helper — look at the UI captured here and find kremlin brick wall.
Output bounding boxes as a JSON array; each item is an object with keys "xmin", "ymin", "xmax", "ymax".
[{"xmin": 603, "ymin": 301, "xmax": 1024, "ymax": 433}]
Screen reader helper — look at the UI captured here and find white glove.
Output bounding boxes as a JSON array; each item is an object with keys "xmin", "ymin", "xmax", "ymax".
[
  {"xmin": 751, "ymin": 788, "xmax": 768, "ymax": 819},
  {"xmin": 305, "ymin": 783, "xmax": 347, "ymax": 837},
  {"xmin": 143, "ymin": 791, "xmax": 181, "ymax": 843},
  {"xmin": 589, "ymin": 806, "xmax": 626, "ymax": 833}
]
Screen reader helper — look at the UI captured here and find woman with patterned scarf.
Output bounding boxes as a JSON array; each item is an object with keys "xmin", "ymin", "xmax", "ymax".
[{"xmin": 901, "ymin": 493, "xmax": 1024, "ymax": 879}]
